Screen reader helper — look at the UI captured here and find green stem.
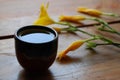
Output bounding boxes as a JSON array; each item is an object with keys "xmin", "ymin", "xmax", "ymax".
[
  {"xmin": 99, "ymin": 27, "xmax": 120, "ymax": 35},
  {"xmin": 77, "ymin": 29, "xmax": 94, "ymax": 36},
  {"xmin": 77, "ymin": 28, "xmax": 120, "ymax": 48},
  {"xmin": 87, "ymin": 17, "xmax": 120, "ymax": 36},
  {"xmin": 84, "ymin": 37, "xmax": 97, "ymax": 42},
  {"xmin": 96, "ymin": 42, "xmax": 120, "ymax": 48},
  {"xmin": 87, "ymin": 17, "xmax": 113, "ymax": 30},
  {"xmin": 55, "ymin": 21, "xmax": 120, "ymax": 48},
  {"xmin": 55, "ymin": 22, "xmax": 72, "ymax": 27},
  {"xmin": 102, "ymin": 12, "xmax": 120, "ymax": 17}
]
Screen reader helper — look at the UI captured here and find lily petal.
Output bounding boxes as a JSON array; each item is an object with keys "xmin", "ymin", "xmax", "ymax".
[{"xmin": 34, "ymin": 3, "xmax": 55, "ymax": 26}]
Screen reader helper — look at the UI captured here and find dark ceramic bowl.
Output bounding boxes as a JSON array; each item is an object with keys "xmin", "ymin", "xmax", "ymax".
[{"xmin": 14, "ymin": 25, "xmax": 58, "ymax": 73}]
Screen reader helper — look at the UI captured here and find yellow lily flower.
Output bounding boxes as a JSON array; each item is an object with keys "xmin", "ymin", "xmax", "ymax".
[
  {"xmin": 77, "ymin": 7, "xmax": 102, "ymax": 17},
  {"xmin": 33, "ymin": 3, "xmax": 55, "ymax": 26},
  {"xmin": 52, "ymin": 27, "xmax": 62, "ymax": 33},
  {"xmin": 59, "ymin": 15, "xmax": 86, "ymax": 23},
  {"xmin": 57, "ymin": 40, "xmax": 85, "ymax": 60}
]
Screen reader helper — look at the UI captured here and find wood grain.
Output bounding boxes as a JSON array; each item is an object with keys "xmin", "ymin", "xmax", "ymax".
[{"xmin": 0, "ymin": 0, "xmax": 120, "ymax": 80}]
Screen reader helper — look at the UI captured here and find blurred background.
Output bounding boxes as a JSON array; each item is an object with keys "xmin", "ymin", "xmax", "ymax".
[{"xmin": 0, "ymin": 0, "xmax": 120, "ymax": 19}]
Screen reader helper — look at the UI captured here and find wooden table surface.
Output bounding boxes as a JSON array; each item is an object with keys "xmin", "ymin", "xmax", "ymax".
[{"xmin": 0, "ymin": 0, "xmax": 120, "ymax": 80}]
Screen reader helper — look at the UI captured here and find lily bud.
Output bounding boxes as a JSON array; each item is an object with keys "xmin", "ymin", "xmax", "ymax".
[
  {"xmin": 59, "ymin": 15, "xmax": 86, "ymax": 23},
  {"xmin": 77, "ymin": 7, "xmax": 102, "ymax": 16},
  {"xmin": 57, "ymin": 40, "xmax": 85, "ymax": 60},
  {"xmin": 52, "ymin": 27, "xmax": 62, "ymax": 33}
]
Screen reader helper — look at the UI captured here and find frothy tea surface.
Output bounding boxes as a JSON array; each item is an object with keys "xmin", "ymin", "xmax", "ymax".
[{"xmin": 18, "ymin": 29, "xmax": 55, "ymax": 43}]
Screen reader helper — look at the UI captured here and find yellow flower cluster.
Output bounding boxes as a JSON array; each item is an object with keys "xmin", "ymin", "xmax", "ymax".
[
  {"xmin": 57, "ymin": 40, "xmax": 85, "ymax": 60},
  {"xmin": 77, "ymin": 7, "xmax": 102, "ymax": 16},
  {"xmin": 33, "ymin": 3, "xmax": 119, "ymax": 61},
  {"xmin": 33, "ymin": 4, "xmax": 90, "ymax": 61}
]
